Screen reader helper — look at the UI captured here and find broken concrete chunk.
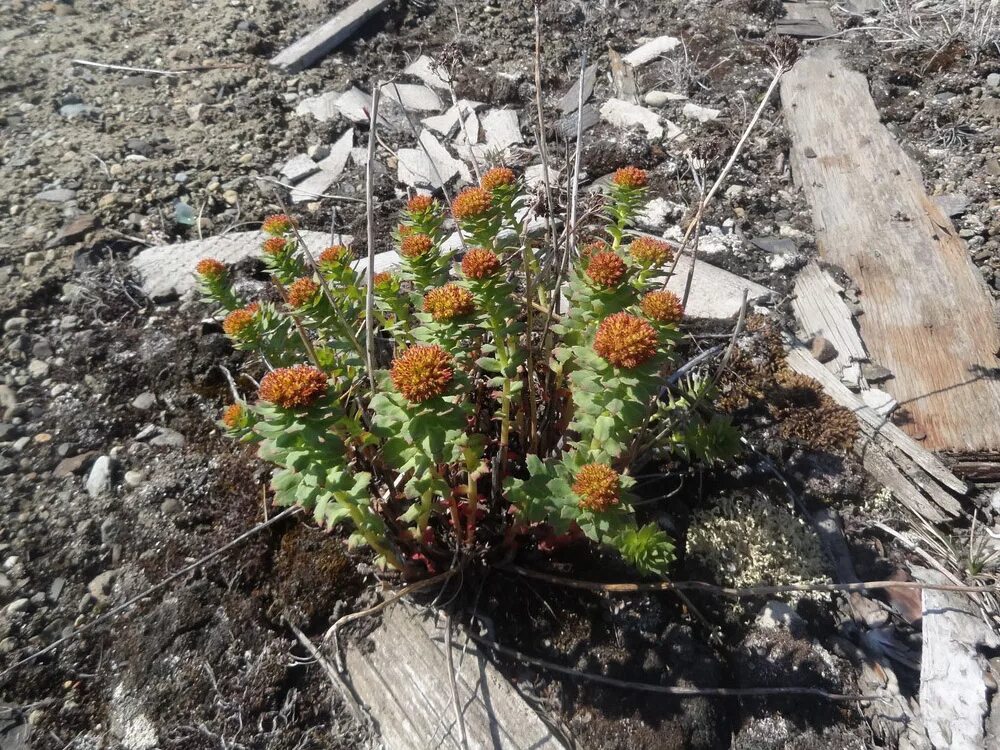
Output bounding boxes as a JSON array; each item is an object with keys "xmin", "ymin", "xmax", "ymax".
[
  {"xmin": 294, "ymin": 91, "xmax": 341, "ymax": 122},
  {"xmin": 269, "ymin": 0, "xmax": 391, "ymax": 72},
  {"xmin": 420, "ymin": 129, "xmax": 471, "ymax": 183},
  {"xmin": 291, "ymin": 129, "xmax": 353, "ymax": 203},
  {"xmin": 279, "ymin": 154, "xmax": 320, "ymax": 184},
  {"xmin": 636, "ymin": 197, "xmax": 683, "ymax": 231},
  {"xmin": 423, "ymin": 100, "xmax": 483, "ymax": 137},
  {"xmin": 600, "ymin": 98, "xmax": 664, "ymax": 140},
  {"xmin": 622, "ymin": 36, "xmax": 681, "ymax": 67},
  {"xmin": 682, "ymin": 102, "xmax": 721, "ymax": 122},
  {"xmin": 381, "ymin": 82, "xmax": 443, "ymax": 112},
  {"xmin": 335, "ymin": 87, "xmax": 373, "ymax": 123},
  {"xmin": 523, "ymin": 164, "xmax": 561, "ymax": 189},
  {"xmin": 558, "ymin": 63, "xmax": 598, "ymax": 114},
  {"xmin": 404, "ymin": 54, "xmax": 451, "ymax": 90},
  {"xmin": 480, "ymin": 109, "xmax": 524, "ymax": 150},
  {"xmin": 556, "ymin": 103, "xmax": 599, "ymax": 138}
]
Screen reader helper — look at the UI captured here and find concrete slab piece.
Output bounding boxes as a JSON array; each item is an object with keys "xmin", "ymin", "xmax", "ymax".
[
  {"xmin": 294, "ymin": 91, "xmax": 340, "ymax": 122},
  {"xmin": 291, "ymin": 129, "xmax": 353, "ymax": 203},
  {"xmin": 623, "ymin": 35, "xmax": 681, "ymax": 67},
  {"xmin": 404, "ymin": 54, "xmax": 451, "ymax": 90},
  {"xmin": 279, "ymin": 154, "xmax": 320, "ymax": 183},
  {"xmin": 131, "ymin": 230, "xmax": 333, "ymax": 299},
  {"xmin": 600, "ymin": 98, "xmax": 664, "ymax": 139},
  {"xmin": 481, "ymin": 109, "xmax": 523, "ymax": 150},
  {"xmin": 270, "ymin": 0, "xmax": 390, "ymax": 72},
  {"xmin": 381, "ymin": 82, "xmax": 443, "ymax": 112}
]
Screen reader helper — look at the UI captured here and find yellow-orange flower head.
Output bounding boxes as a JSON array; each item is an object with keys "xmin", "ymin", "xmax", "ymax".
[
  {"xmin": 196, "ymin": 258, "xmax": 226, "ymax": 279},
  {"xmin": 372, "ymin": 271, "xmax": 396, "ymax": 294},
  {"xmin": 451, "ymin": 187, "xmax": 493, "ymax": 221},
  {"xmin": 586, "ymin": 251, "xmax": 627, "ymax": 289},
  {"xmin": 612, "ymin": 166, "xmax": 647, "ymax": 189},
  {"xmin": 262, "ymin": 214, "xmax": 296, "ymax": 236},
  {"xmin": 480, "ymin": 167, "xmax": 516, "ymax": 192},
  {"xmin": 318, "ymin": 245, "xmax": 348, "ymax": 266},
  {"xmin": 423, "ymin": 284, "xmax": 475, "ymax": 322},
  {"xmin": 262, "ymin": 237, "xmax": 288, "ymax": 256},
  {"xmin": 641, "ymin": 290, "xmax": 684, "ymax": 324},
  {"xmin": 258, "ymin": 365, "xmax": 328, "ymax": 409},
  {"xmin": 222, "ymin": 403, "xmax": 245, "ymax": 429},
  {"xmin": 406, "ymin": 194, "xmax": 434, "ymax": 214},
  {"xmin": 401, "ymin": 233, "xmax": 434, "ymax": 259},
  {"xmin": 580, "ymin": 240, "xmax": 608, "ymax": 264},
  {"xmin": 629, "ymin": 236, "xmax": 673, "ymax": 267},
  {"xmin": 287, "ymin": 277, "xmax": 319, "ymax": 308},
  {"xmin": 461, "ymin": 248, "xmax": 501, "ymax": 280},
  {"xmin": 594, "ymin": 312, "xmax": 659, "ymax": 368},
  {"xmin": 390, "ymin": 345, "xmax": 454, "ymax": 403},
  {"xmin": 222, "ymin": 302, "xmax": 259, "ymax": 337},
  {"xmin": 572, "ymin": 464, "xmax": 621, "ymax": 513}
]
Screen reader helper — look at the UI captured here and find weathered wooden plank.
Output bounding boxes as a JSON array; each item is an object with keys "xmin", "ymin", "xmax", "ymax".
[
  {"xmin": 781, "ymin": 48, "xmax": 1000, "ymax": 452},
  {"xmin": 270, "ymin": 0, "xmax": 389, "ymax": 72},
  {"xmin": 779, "ymin": 1, "xmax": 836, "ymax": 37},
  {"xmin": 785, "ymin": 347, "xmax": 968, "ymax": 498},
  {"xmin": 344, "ymin": 605, "xmax": 569, "ymax": 750},
  {"xmin": 914, "ymin": 567, "xmax": 1000, "ymax": 750},
  {"xmin": 792, "ymin": 261, "xmax": 867, "ymax": 379}
]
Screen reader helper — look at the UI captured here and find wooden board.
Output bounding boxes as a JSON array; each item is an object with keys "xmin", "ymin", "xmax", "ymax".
[
  {"xmin": 792, "ymin": 261, "xmax": 867, "ymax": 380},
  {"xmin": 344, "ymin": 606, "xmax": 570, "ymax": 750},
  {"xmin": 777, "ymin": 2, "xmax": 836, "ymax": 38},
  {"xmin": 270, "ymin": 0, "xmax": 389, "ymax": 72},
  {"xmin": 781, "ymin": 48, "xmax": 1000, "ymax": 452}
]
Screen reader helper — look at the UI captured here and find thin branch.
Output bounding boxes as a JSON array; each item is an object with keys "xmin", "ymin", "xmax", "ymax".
[
  {"xmin": 0, "ymin": 506, "xmax": 303, "ymax": 680},
  {"xmin": 364, "ymin": 83, "xmax": 381, "ymax": 392},
  {"xmin": 711, "ymin": 288, "xmax": 749, "ymax": 388}
]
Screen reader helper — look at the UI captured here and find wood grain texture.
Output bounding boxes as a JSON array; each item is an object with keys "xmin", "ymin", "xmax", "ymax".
[
  {"xmin": 792, "ymin": 261, "xmax": 867, "ymax": 378},
  {"xmin": 781, "ymin": 49, "xmax": 1000, "ymax": 451},
  {"xmin": 270, "ymin": 0, "xmax": 389, "ymax": 72},
  {"xmin": 344, "ymin": 606, "xmax": 569, "ymax": 750}
]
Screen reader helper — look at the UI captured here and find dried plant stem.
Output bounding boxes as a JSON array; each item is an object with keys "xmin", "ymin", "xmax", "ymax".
[
  {"xmin": 467, "ymin": 631, "xmax": 870, "ymax": 701},
  {"xmin": 532, "ymin": 1, "xmax": 560, "ymax": 270},
  {"xmin": 364, "ymin": 83, "xmax": 381, "ymax": 391},
  {"xmin": 503, "ymin": 563, "xmax": 999, "ymax": 596}
]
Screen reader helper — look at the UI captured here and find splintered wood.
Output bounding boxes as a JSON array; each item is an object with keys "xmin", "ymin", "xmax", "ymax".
[{"xmin": 782, "ymin": 49, "xmax": 1000, "ymax": 452}]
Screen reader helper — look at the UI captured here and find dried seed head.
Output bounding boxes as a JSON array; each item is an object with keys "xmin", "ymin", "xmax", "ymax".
[
  {"xmin": 196, "ymin": 258, "xmax": 226, "ymax": 279},
  {"xmin": 594, "ymin": 312, "xmax": 659, "ymax": 368},
  {"xmin": 287, "ymin": 277, "xmax": 319, "ymax": 308},
  {"xmin": 480, "ymin": 167, "xmax": 516, "ymax": 192},
  {"xmin": 222, "ymin": 302, "xmax": 260, "ymax": 337},
  {"xmin": 318, "ymin": 245, "xmax": 348, "ymax": 266},
  {"xmin": 461, "ymin": 248, "xmax": 501, "ymax": 280},
  {"xmin": 572, "ymin": 464, "xmax": 621, "ymax": 512},
  {"xmin": 262, "ymin": 214, "xmax": 296, "ymax": 236},
  {"xmin": 222, "ymin": 403, "xmax": 245, "ymax": 429},
  {"xmin": 629, "ymin": 236, "xmax": 673, "ymax": 267},
  {"xmin": 401, "ymin": 233, "xmax": 434, "ymax": 259},
  {"xmin": 258, "ymin": 365, "xmax": 328, "ymax": 409},
  {"xmin": 423, "ymin": 284, "xmax": 475, "ymax": 322},
  {"xmin": 263, "ymin": 237, "xmax": 288, "ymax": 256},
  {"xmin": 406, "ymin": 194, "xmax": 434, "ymax": 213},
  {"xmin": 451, "ymin": 187, "xmax": 493, "ymax": 221},
  {"xmin": 641, "ymin": 290, "xmax": 684, "ymax": 324},
  {"xmin": 612, "ymin": 166, "xmax": 647, "ymax": 189},
  {"xmin": 390, "ymin": 345, "xmax": 454, "ymax": 403},
  {"xmin": 585, "ymin": 251, "xmax": 627, "ymax": 289}
]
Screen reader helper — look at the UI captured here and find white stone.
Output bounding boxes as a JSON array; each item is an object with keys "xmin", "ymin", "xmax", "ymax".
[
  {"xmin": 861, "ymin": 388, "xmax": 897, "ymax": 417},
  {"xmin": 682, "ymin": 102, "xmax": 721, "ymax": 122},
  {"xmin": 294, "ymin": 91, "xmax": 340, "ymax": 121},
  {"xmin": 351, "ymin": 250, "xmax": 403, "ymax": 278},
  {"xmin": 644, "ymin": 90, "xmax": 687, "ymax": 106},
  {"xmin": 86, "ymin": 455, "xmax": 112, "ymax": 499},
  {"xmin": 623, "ymin": 36, "xmax": 681, "ymax": 67},
  {"xmin": 279, "ymin": 154, "xmax": 319, "ymax": 184},
  {"xmin": 636, "ymin": 197, "xmax": 681, "ymax": 231},
  {"xmin": 419, "ymin": 129, "xmax": 472, "ymax": 183},
  {"xmin": 599, "ymin": 98, "xmax": 663, "ymax": 140},
  {"xmin": 381, "ymin": 82, "xmax": 443, "ymax": 112},
  {"xmin": 404, "ymin": 55, "xmax": 451, "ymax": 90},
  {"xmin": 481, "ymin": 109, "xmax": 524, "ymax": 150},
  {"xmin": 335, "ymin": 87, "xmax": 373, "ymax": 122},
  {"xmin": 291, "ymin": 129, "xmax": 353, "ymax": 204}
]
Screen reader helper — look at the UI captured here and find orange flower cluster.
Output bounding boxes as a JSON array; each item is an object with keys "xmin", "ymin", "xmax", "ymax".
[
  {"xmin": 629, "ymin": 237, "xmax": 673, "ymax": 267},
  {"xmin": 594, "ymin": 312, "xmax": 658, "ymax": 368},
  {"xmin": 258, "ymin": 365, "xmax": 328, "ymax": 409},
  {"xmin": 641, "ymin": 290, "xmax": 684, "ymax": 324},
  {"xmin": 401, "ymin": 233, "xmax": 434, "ymax": 259},
  {"xmin": 372, "ymin": 271, "xmax": 395, "ymax": 293},
  {"xmin": 480, "ymin": 167, "xmax": 515, "ymax": 192},
  {"xmin": 585, "ymin": 251, "xmax": 627, "ymax": 288},
  {"xmin": 451, "ymin": 187, "xmax": 493, "ymax": 221},
  {"xmin": 423, "ymin": 284, "xmax": 475, "ymax": 321},
  {"xmin": 406, "ymin": 194, "xmax": 434, "ymax": 213},
  {"xmin": 318, "ymin": 245, "xmax": 347, "ymax": 265},
  {"xmin": 222, "ymin": 302, "xmax": 259, "ymax": 336},
  {"xmin": 572, "ymin": 464, "xmax": 621, "ymax": 512},
  {"xmin": 390, "ymin": 345, "xmax": 454, "ymax": 403},
  {"xmin": 263, "ymin": 237, "xmax": 288, "ymax": 256},
  {"xmin": 262, "ymin": 214, "xmax": 296, "ymax": 236},
  {"xmin": 196, "ymin": 258, "xmax": 226, "ymax": 279},
  {"xmin": 461, "ymin": 248, "xmax": 501, "ymax": 280},
  {"xmin": 221, "ymin": 403, "xmax": 245, "ymax": 429},
  {"xmin": 287, "ymin": 277, "xmax": 319, "ymax": 308},
  {"xmin": 612, "ymin": 166, "xmax": 647, "ymax": 189},
  {"xmin": 579, "ymin": 240, "xmax": 608, "ymax": 263}
]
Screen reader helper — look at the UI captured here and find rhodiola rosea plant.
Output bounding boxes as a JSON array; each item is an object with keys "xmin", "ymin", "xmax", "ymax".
[{"xmin": 195, "ymin": 166, "xmax": 739, "ymax": 576}]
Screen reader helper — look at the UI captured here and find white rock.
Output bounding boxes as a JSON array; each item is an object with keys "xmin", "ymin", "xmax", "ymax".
[
  {"xmin": 682, "ymin": 102, "xmax": 721, "ymax": 122},
  {"xmin": 381, "ymin": 82, "xmax": 443, "ymax": 112},
  {"xmin": 351, "ymin": 250, "xmax": 403, "ymax": 278},
  {"xmin": 307, "ymin": 143, "xmax": 331, "ymax": 160},
  {"xmin": 600, "ymin": 98, "xmax": 664, "ymax": 140},
  {"xmin": 86, "ymin": 455, "xmax": 113, "ymax": 498},
  {"xmin": 350, "ymin": 147, "xmax": 369, "ymax": 167},
  {"xmin": 291, "ymin": 129, "xmax": 353, "ymax": 204},
  {"xmin": 279, "ymin": 153, "xmax": 319, "ymax": 184},
  {"xmin": 335, "ymin": 87, "xmax": 373, "ymax": 122},
  {"xmin": 294, "ymin": 91, "xmax": 340, "ymax": 121},
  {"xmin": 644, "ymin": 90, "xmax": 687, "ymax": 106},
  {"xmin": 623, "ymin": 36, "xmax": 681, "ymax": 67},
  {"xmin": 861, "ymin": 388, "xmax": 897, "ymax": 417},
  {"xmin": 481, "ymin": 109, "xmax": 524, "ymax": 150},
  {"xmin": 636, "ymin": 197, "xmax": 681, "ymax": 231},
  {"xmin": 523, "ymin": 164, "xmax": 561, "ymax": 189},
  {"xmin": 423, "ymin": 100, "xmax": 483, "ymax": 137},
  {"xmin": 404, "ymin": 55, "xmax": 451, "ymax": 90}
]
